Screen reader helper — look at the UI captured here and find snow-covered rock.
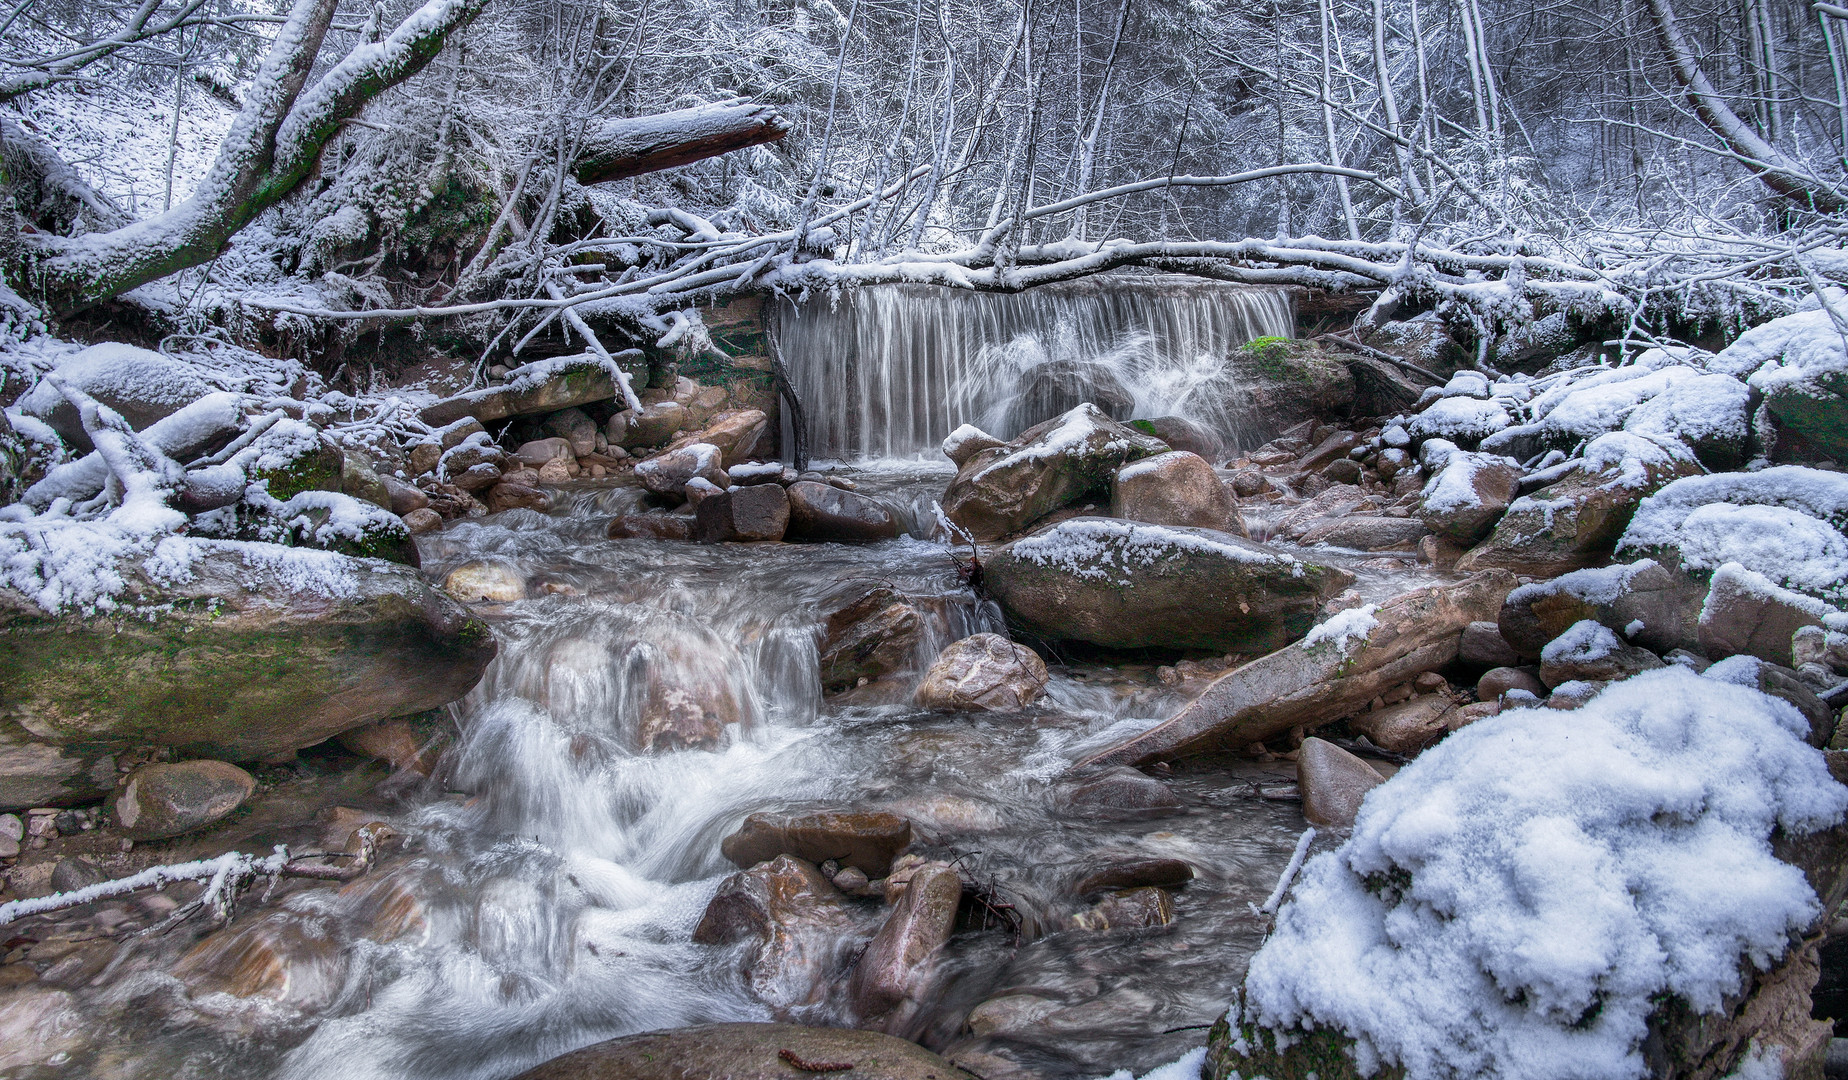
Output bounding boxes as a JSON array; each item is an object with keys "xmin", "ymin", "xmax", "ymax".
[
  {"xmin": 1417, "ymin": 450, "xmax": 1522, "ymax": 544},
  {"xmin": 1213, "ymin": 667, "xmax": 1848, "ymax": 1080},
  {"xmin": 1405, "ymin": 396, "xmax": 1511, "ymax": 447},
  {"xmin": 1710, "ymin": 303, "xmax": 1848, "ymax": 460},
  {"xmin": 1497, "ymin": 559, "xmax": 1705, "ymax": 659},
  {"xmin": 940, "ymin": 403, "xmax": 1168, "ymax": 541},
  {"xmin": 982, "ymin": 518, "xmax": 1349, "ymax": 652},
  {"xmin": 1109, "ymin": 450, "xmax": 1234, "ymax": 530},
  {"xmin": 17, "ymin": 342, "xmax": 215, "ymax": 452}
]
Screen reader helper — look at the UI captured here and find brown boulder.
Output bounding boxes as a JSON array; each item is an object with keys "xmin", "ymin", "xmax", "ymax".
[
  {"xmin": 112, "ymin": 760, "xmax": 255, "ymax": 840},
  {"xmin": 635, "ymin": 443, "xmax": 726, "ymax": 497},
  {"xmin": 692, "ymin": 856, "xmax": 875, "ymax": 1011},
  {"xmin": 785, "ymin": 481, "xmax": 901, "ymax": 542},
  {"xmin": 818, "ymin": 588, "xmax": 926, "ymax": 693},
  {"xmin": 1109, "ymin": 451, "xmax": 1234, "ymax": 529},
  {"xmin": 1073, "ymin": 858, "xmax": 1194, "ymax": 896},
  {"xmin": 1418, "ymin": 451, "xmax": 1523, "ymax": 545},
  {"xmin": 1697, "ymin": 564, "xmax": 1831, "ymax": 668},
  {"xmin": 850, "ymin": 863, "xmax": 963, "ymax": 1025},
  {"xmin": 1296, "ymin": 516, "xmax": 1431, "ymax": 552},
  {"xmin": 721, "ymin": 810, "xmax": 914, "ymax": 877},
  {"xmin": 913, "ymin": 634, "xmax": 1049, "ymax": 711},
  {"xmin": 1348, "ymin": 695, "xmax": 1452, "ymax": 753},
  {"xmin": 940, "ymin": 404, "xmax": 1168, "ymax": 541},
  {"xmin": 509, "ymin": 1023, "xmax": 973, "ymax": 1080},
  {"xmin": 1064, "ymin": 767, "xmax": 1183, "ymax": 817},
  {"xmin": 1478, "ymin": 666, "xmax": 1547, "ymax": 702},
  {"xmin": 1297, "ymin": 737, "xmax": 1385, "ymax": 828},
  {"xmin": 486, "ymin": 482, "xmax": 550, "ymax": 514},
  {"xmin": 1497, "ymin": 559, "xmax": 1706, "ymax": 660},
  {"xmin": 696, "ymin": 483, "xmax": 790, "ymax": 543},
  {"xmin": 607, "ymin": 513, "xmax": 694, "ymax": 541},
  {"xmin": 1459, "ymin": 620, "xmax": 1522, "ymax": 667}
]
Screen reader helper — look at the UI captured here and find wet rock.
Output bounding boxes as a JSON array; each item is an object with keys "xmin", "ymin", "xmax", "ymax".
[
  {"xmin": 721, "ymin": 810, "xmax": 914, "ymax": 877},
  {"xmin": 539, "ymin": 407, "xmax": 598, "ymax": 456},
  {"xmin": 850, "ymin": 862, "xmax": 963, "ymax": 1025},
  {"xmin": 692, "ymin": 856, "xmax": 871, "ymax": 1011},
  {"xmin": 606, "ymin": 512, "xmax": 695, "ymax": 541},
  {"xmin": 636, "ymin": 442, "xmax": 726, "ymax": 498},
  {"xmin": 0, "ymin": 987, "xmax": 88, "ymax": 1072},
  {"xmin": 420, "ymin": 354, "xmax": 627, "ymax": 427},
  {"xmin": 913, "ymin": 633, "xmax": 1049, "ymax": 711},
  {"xmin": 940, "ymin": 404, "xmax": 1168, "ymax": 541},
  {"xmin": 1348, "ymin": 695, "xmax": 1452, "ymax": 753},
  {"xmin": 1108, "ymin": 451, "xmax": 1234, "ymax": 529},
  {"xmin": 0, "ymin": 723, "xmax": 115, "ymax": 813},
  {"xmin": 381, "ymin": 475, "xmax": 430, "ymax": 515},
  {"xmin": 0, "ymin": 547, "xmax": 496, "ymax": 762},
  {"xmin": 18, "ymin": 342, "xmax": 214, "ymax": 452},
  {"xmin": 965, "ymin": 994, "xmax": 1065, "ymax": 1037},
  {"xmin": 1230, "ymin": 469, "xmax": 1270, "ymax": 498},
  {"xmin": 1459, "ymin": 620, "xmax": 1522, "ymax": 667},
  {"xmin": 943, "ymin": 424, "xmax": 1008, "ymax": 468},
  {"xmin": 338, "ymin": 712, "xmax": 451, "ymax": 775},
  {"xmin": 1418, "ymin": 451, "xmax": 1522, "ymax": 545},
  {"xmin": 512, "ymin": 437, "xmax": 576, "ymax": 469},
  {"xmin": 113, "ymin": 759, "xmax": 255, "ymax": 840},
  {"xmin": 1537, "ymin": 620, "xmax": 1664, "ymax": 687},
  {"xmin": 1478, "ymin": 666, "xmax": 1547, "ymax": 702},
  {"xmin": 985, "ymin": 519, "xmax": 1350, "ymax": 653},
  {"xmin": 638, "ymin": 661, "xmax": 743, "ymax": 752},
  {"xmin": 1073, "ymin": 858, "xmax": 1194, "ymax": 896},
  {"xmin": 818, "ymin": 588, "xmax": 926, "ymax": 692},
  {"xmin": 1295, "ymin": 430, "xmax": 1363, "ymax": 474},
  {"xmin": 785, "ymin": 481, "xmax": 901, "ymax": 542},
  {"xmin": 47, "ymin": 855, "xmax": 105, "ymax": 893},
  {"xmin": 172, "ymin": 911, "xmax": 346, "ymax": 1008},
  {"xmin": 1697, "ymin": 564, "xmax": 1830, "ymax": 668},
  {"xmin": 620, "ymin": 401, "xmax": 687, "ymax": 448},
  {"xmin": 729, "ymin": 462, "xmax": 786, "ymax": 486},
  {"xmin": 444, "ymin": 561, "xmax": 527, "ymax": 603},
  {"xmin": 486, "ymin": 481, "xmax": 551, "ymax": 514},
  {"xmin": 1127, "ymin": 416, "xmax": 1227, "ymax": 462},
  {"xmin": 696, "ymin": 483, "xmax": 790, "ymax": 543},
  {"xmin": 1064, "ymin": 767, "xmax": 1182, "ymax": 817},
  {"xmin": 1297, "ymin": 737, "xmax": 1385, "ymax": 828},
  {"xmin": 1497, "ymin": 559, "xmax": 1706, "ymax": 660},
  {"xmin": 684, "ymin": 409, "xmax": 771, "ymax": 468},
  {"xmin": 1296, "ymin": 516, "xmax": 1431, "ymax": 551},
  {"xmin": 509, "ymin": 1022, "xmax": 974, "ymax": 1080},
  {"xmin": 1084, "ymin": 571, "xmax": 1516, "ymax": 767},
  {"xmin": 1068, "ymin": 886, "xmax": 1175, "ymax": 931}
]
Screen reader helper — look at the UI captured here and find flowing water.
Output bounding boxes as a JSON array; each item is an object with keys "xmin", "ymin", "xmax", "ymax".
[
  {"xmin": 11, "ymin": 282, "xmax": 1445, "ymax": 1080},
  {"xmin": 775, "ymin": 277, "xmax": 1295, "ymax": 460}
]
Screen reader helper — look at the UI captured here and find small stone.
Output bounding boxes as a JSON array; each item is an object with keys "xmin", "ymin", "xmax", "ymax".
[
  {"xmin": 1450, "ymin": 701, "xmax": 1501, "ymax": 728},
  {"xmin": 1413, "ymin": 671, "xmax": 1449, "ymax": 693},
  {"xmin": 49, "ymin": 856, "xmax": 106, "ymax": 893},
  {"xmin": 401, "ymin": 507, "xmax": 442, "ymax": 535},
  {"xmin": 1545, "ymin": 680, "xmax": 1609, "ymax": 709},
  {"xmin": 720, "ymin": 810, "xmax": 914, "ymax": 877},
  {"xmin": 1321, "ymin": 458, "xmax": 1364, "ymax": 486},
  {"xmin": 112, "ymin": 760, "xmax": 256, "ymax": 840},
  {"xmin": 1459, "ymin": 620, "xmax": 1522, "ymax": 667},
  {"xmin": 1348, "ymin": 695, "xmax": 1451, "ymax": 753},
  {"xmin": 1297, "ymin": 737, "xmax": 1385, "ymax": 828},
  {"xmin": 443, "ymin": 561, "xmax": 526, "ymax": 603},
  {"xmin": 536, "ymin": 457, "xmax": 572, "ymax": 484},
  {"xmin": 1381, "ymin": 682, "xmax": 1413, "ymax": 704},
  {"xmin": 0, "ymin": 813, "xmax": 23, "ymax": 842},
  {"xmin": 832, "ymin": 865, "xmax": 870, "ymax": 893},
  {"xmin": 913, "ymin": 633, "xmax": 1049, "ymax": 711},
  {"xmin": 1478, "ymin": 666, "xmax": 1547, "ymax": 701},
  {"xmin": 1068, "ymin": 886, "xmax": 1175, "ymax": 931},
  {"xmin": 408, "ymin": 442, "xmax": 441, "ymax": 476}
]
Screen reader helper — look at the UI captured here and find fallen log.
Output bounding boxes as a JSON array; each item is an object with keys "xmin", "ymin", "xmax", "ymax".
[
  {"xmin": 1079, "ymin": 569, "xmax": 1516, "ymax": 768},
  {"xmin": 573, "ymin": 103, "xmax": 790, "ymax": 186}
]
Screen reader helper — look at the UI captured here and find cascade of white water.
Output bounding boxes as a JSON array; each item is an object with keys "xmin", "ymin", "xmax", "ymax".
[{"xmin": 774, "ymin": 275, "xmax": 1295, "ymax": 461}]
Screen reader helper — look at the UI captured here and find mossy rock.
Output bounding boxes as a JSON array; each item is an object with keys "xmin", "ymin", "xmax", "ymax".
[
  {"xmin": 0, "ymin": 544, "xmax": 496, "ymax": 761},
  {"xmin": 1234, "ymin": 339, "xmax": 1358, "ymax": 426},
  {"xmin": 255, "ymin": 437, "xmax": 344, "ymax": 501},
  {"xmin": 1205, "ymin": 1012, "xmax": 1401, "ymax": 1080},
  {"xmin": 1764, "ymin": 372, "xmax": 1848, "ymax": 463}
]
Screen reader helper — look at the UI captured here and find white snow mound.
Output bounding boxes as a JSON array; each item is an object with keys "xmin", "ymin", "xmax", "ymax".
[{"xmin": 1239, "ymin": 667, "xmax": 1847, "ymax": 1080}]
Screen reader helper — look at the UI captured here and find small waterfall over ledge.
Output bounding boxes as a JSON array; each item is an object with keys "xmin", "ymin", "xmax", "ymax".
[{"xmin": 774, "ymin": 275, "xmax": 1295, "ymax": 461}]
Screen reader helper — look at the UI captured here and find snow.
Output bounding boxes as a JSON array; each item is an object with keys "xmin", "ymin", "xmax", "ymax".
[
  {"xmin": 1406, "ymin": 396, "xmax": 1511, "ymax": 444},
  {"xmin": 1302, "ymin": 603, "xmax": 1380, "ymax": 654},
  {"xmin": 1576, "ymin": 431, "xmax": 1697, "ymax": 491},
  {"xmin": 1622, "ymin": 373, "xmax": 1751, "ymax": 450},
  {"xmin": 1529, "ymin": 364, "xmax": 1700, "ymax": 444},
  {"xmin": 16, "ymin": 343, "xmax": 213, "ymax": 427},
  {"xmin": 942, "ymin": 423, "xmax": 999, "ymax": 460},
  {"xmin": 1539, "ymin": 619, "xmax": 1619, "ymax": 665},
  {"xmin": 1382, "ymin": 425, "xmax": 1410, "ymax": 448},
  {"xmin": 0, "ymin": 849, "xmax": 289, "ymax": 927},
  {"xmin": 1442, "ymin": 372, "xmax": 1492, "ymax": 399},
  {"xmin": 1421, "ymin": 452, "xmax": 1515, "ymax": 514},
  {"xmin": 1699, "ymin": 563, "xmax": 1835, "ymax": 629},
  {"xmin": 1619, "ymin": 468, "xmax": 1848, "ymax": 598},
  {"xmin": 1009, "ymin": 518, "xmax": 1301, "ymax": 583},
  {"xmin": 1708, "ymin": 306, "xmax": 1848, "ymax": 390},
  {"xmin": 1118, "ymin": 451, "xmax": 1189, "ymax": 481},
  {"xmin": 1090, "ymin": 1047, "xmax": 1207, "ymax": 1080},
  {"xmin": 1506, "ymin": 560, "xmax": 1662, "ymax": 610},
  {"xmin": 1238, "ymin": 667, "xmax": 1847, "ymax": 1080}
]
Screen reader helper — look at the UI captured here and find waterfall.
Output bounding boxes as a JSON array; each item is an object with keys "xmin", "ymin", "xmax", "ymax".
[{"xmin": 774, "ymin": 275, "xmax": 1295, "ymax": 462}]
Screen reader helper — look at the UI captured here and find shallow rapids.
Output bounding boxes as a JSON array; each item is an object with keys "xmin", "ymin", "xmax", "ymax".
[{"xmin": 11, "ymin": 464, "xmax": 1446, "ymax": 1080}]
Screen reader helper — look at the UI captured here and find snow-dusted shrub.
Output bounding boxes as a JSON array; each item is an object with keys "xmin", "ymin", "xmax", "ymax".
[{"xmin": 1231, "ymin": 667, "xmax": 1847, "ymax": 1080}]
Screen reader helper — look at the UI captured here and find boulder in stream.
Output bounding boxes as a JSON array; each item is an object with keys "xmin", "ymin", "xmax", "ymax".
[
  {"xmin": 509, "ymin": 1022, "xmax": 976, "ymax": 1080},
  {"xmin": 0, "ymin": 543, "xmax": 497, "ymax": 762},
  {"xmin": 940, "ymin": 404, "xmax": 1168, "ymax": 541},
  {"xmin": 818, "ymin": 588, "xmax": 926, "ymax": 693},
  {"xmin": 850, "ymin": 861, "xmax": 963, "ymax": 1027},
  {"xmin": 785, "ymin": 481, "xmax": 901, "ymax": 542},
  {"xmin": 983, "ymin": 519, "xmax": 1350, "ymax": 653},
  {"xmin": 692, "ymin": 855, "xmax": 875, "ymax": 1011},
  {"xmin": 1068, "ymin": 886, "xmax": 1175, "ymax": 931},
  {"xmin": 721, "ymin": 810, "xmax": 914, "ymax": 877},
  {"xmin": 1108, "ymin": 450, "xmax": 1234, "ymax": 529},
  {"xmin": 1297, "ymin": 737, "xmax": 1386, "ymax": 829},
  {"xmin": 913, "ymin": 633, "xmax": 1049, "ymax": 711},
  {"xmin": 635, "ymin": 442, "xmax": 727, "ymax": 497},
  {"xmin": 695, "ymin": 482, "xmax": 790, "ymax": 542}
]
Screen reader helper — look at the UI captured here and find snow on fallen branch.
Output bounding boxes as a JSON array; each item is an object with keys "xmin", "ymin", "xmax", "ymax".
[{"xmin": 0, "ymin": 826, "xmax": 391, "ymax": 929}]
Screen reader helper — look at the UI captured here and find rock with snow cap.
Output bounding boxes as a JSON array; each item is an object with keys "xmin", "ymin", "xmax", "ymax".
[
  {"xmin": 419, "ymin": 354, "xmax": 632, "ymax": 427},
  {"xmin": 940, "ymin": 404, "xmax": 1169, "ymax": 541},
  {"xmin": 1108, "ymin": 450, "xmax": 1234, "ymax": 530},
  {"xmin": 982, "ymin": 518, "xmax": 1351, "ymax": 652},
  {"xmin": 1536, "ymin": 619, "xmax": 1664, "ymax": 687},
  {"xmin": 635, "ymin": 442, "xmax": 727, "ymax": 498},
  {"xmin": 1417, "ymin": 450, "xmax": 1522, "ymax": 544},
  {"xmin": 18, "ymin": 342, "xmax": 216, "ymax": 452}
]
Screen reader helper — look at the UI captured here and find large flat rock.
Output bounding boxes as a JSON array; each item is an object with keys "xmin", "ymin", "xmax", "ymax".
[{"xmin": 420, "ymin": 354, "xmax": 633, "ymax": 427}]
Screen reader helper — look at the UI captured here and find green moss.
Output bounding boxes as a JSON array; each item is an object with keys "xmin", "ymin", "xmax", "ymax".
[
  {"xmin": 1206, "ymin": 1006, "xmax": 1403, "ymax": 1080},
  {"xmin": 1240, "ymin": 336, "xmax": 1313, "ymax": 383},
  {"xmin": 255, "ymin": 441, "xmax": 344, "ymax": 501}
]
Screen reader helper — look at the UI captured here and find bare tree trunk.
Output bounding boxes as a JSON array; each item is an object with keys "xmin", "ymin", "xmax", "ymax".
[{"xmin": 1644, "ymin": 0, "xmax": 1847, "ymax": 211}]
